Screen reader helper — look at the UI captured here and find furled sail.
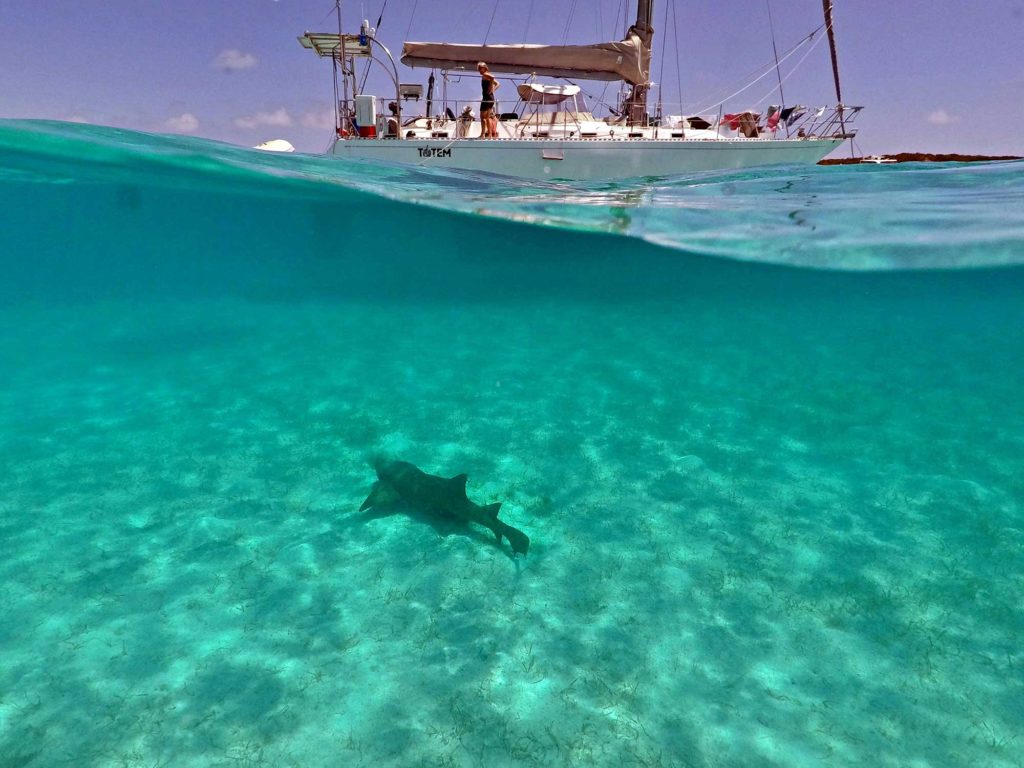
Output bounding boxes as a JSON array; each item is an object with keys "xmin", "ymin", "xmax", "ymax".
[{"xmin": 401, "ymin": 28, "xmax": 650, "ymax": 85}]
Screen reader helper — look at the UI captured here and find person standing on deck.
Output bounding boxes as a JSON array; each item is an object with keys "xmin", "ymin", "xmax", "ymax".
[{"xmin": 477, "ymin": 62, "xmax": 499, "ymax": 138}]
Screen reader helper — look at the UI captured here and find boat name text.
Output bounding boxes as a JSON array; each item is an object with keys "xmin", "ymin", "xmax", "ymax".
[{"xmin": 418, "ymin": 147, "xmax": 453, "ymax": 158}]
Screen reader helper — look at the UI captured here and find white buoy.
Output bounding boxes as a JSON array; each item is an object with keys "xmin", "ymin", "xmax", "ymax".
[{"xmin": 253, "ymin": 139, "xmax": 295, "ymax": 153}]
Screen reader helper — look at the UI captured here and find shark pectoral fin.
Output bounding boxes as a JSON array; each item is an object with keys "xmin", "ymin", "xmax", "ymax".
[
  {"xmin": 358, "ymin": 485, "xmax": 377, "ymax": 511},
  {"xmin": 359, "ymin": 480, "xmax": 400, "ymax": 511}
]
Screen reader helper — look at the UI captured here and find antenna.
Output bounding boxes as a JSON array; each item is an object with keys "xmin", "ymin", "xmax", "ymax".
[
  {"xmin": 336, "ymin": 0, "xmax": 350, "ymax": 134},
  {"xmin": 766, "ymin": 0, "xmax": 785, "ymax": 109}
]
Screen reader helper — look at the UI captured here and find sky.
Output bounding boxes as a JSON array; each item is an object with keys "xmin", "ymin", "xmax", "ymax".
[{"xmin": 2, "ymin": 0, "xmax": 1023, "ymax": 156}]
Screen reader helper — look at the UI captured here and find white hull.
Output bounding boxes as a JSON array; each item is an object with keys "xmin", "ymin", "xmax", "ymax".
[{"xmin": 328, "ymin": 136, "xmax": 844, "ymax": 181}]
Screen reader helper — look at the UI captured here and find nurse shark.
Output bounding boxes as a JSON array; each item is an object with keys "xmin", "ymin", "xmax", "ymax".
[{"xmin": 359, "ymin": 460, "xmax": 530, "ymax": 557}]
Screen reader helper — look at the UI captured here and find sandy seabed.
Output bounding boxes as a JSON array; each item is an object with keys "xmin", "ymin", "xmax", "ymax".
[{"xmin": 1, "ymin": 298, "xmax": 1021, "ymax": 767}]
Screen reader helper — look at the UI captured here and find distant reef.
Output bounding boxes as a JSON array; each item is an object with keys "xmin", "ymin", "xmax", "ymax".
[{"xmin": 821, "ymin": 153, "xmax": 1022, "ymax": 165}]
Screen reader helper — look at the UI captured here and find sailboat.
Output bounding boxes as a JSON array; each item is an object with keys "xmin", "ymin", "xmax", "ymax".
[{"xmin": 298, "ymin": 1, "xmax": 861, "ymax": 181}]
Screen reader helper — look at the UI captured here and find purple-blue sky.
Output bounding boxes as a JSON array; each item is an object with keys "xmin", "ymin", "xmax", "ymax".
[{"xmin": 2, "ymin": 0, "xmax": 1023, "ymax": 156}]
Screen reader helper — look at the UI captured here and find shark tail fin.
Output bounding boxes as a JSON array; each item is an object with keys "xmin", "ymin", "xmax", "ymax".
[
  {"xmin": 484, "ymin": 503, "xmax": 505, "ymax": 545},
  {"xmin": 499, "ymin": 522, "xmax": 531, "ymax": 557}
]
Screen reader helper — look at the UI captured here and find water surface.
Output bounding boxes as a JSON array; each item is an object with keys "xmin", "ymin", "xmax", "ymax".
[{"xmin": 1, "ymin": 119, "xmax": 1022, "ymax": 767}]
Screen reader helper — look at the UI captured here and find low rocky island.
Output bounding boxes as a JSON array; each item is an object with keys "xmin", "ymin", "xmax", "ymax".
[{"xmin": 821, "ymin": 152, "xmax": 1021, "ymax": 165}]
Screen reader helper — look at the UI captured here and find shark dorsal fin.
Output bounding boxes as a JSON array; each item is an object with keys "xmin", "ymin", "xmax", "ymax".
[
  {"xmin": 449, "ymin": 473, "xmax": 468, "ymax": 495},
  {"xmin": 484, "ymin": 502, "xmax": 501, "ymax": 520}
]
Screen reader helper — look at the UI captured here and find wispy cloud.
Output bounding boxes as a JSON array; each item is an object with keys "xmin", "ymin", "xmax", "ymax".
[
  {"xmin": 166, "ymin": 113, "xmax": 200, "ymax": 133},
  {"xmin": 927, "ymin": 109, "xmax": 959, "ymax": 126},
  {"xmin": 214, "ymin": 49, "xmax": 258, "ymax": 71},
  {"xmin": 301, "ymin": 107, "xmax": 335, "ymax": 130},
  {"xmin": 234, "ymin": 108, "xmax": 293, "ymax": 130}
]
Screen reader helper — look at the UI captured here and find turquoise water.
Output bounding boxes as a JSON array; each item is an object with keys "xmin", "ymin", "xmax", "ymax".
[{"xmin": 1, "ymin": 119, "xmax": 1022, "ymax": 767}]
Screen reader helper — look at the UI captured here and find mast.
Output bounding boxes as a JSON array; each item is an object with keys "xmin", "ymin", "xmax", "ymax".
[
  {"xmin": 822, "ymin": 0, "xmax": 842, "ymax": 104},
  {"xmin": 625, "ymin": 0, "xmax": 655, "ymax": 124},
  {"xmin": 821, "ymin": 0, "xmax": 848, "ymax": 137}
]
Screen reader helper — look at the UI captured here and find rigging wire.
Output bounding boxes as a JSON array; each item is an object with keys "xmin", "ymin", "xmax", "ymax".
[
  {"xmin": 319, "ymin": 2, "xmax": 338, "ymax": 25},
  {"xmin": 691, "ymin": 25, "xmax": 824, "ymax": 115},
  {"xmin": 657, "ymin": 0, "xmax": 670, "ymax": 116},
  {"xmin": 671, "ymin": 0, "xmax": 683, "ymax": 111},
  {"xmin": 484, "ymin": 0, "xmax": 500, "ymax": 44},
  {"xmin": 404, "ymin": 0, "xmax": 418, "ymax": 40},
  {"xmin": 621, "ymin": 0, "xmax": 630, "ymax": 107},
  {"xmin": 561, "ymin": 0, "xmax": 580, "ymax": 45},
  {"xmin": 748, "ymin": 28, "xmax": 829, "ymax": 108},
  {"xmin": 578, "ymin": 80, "xmax": 617, "ymax": 115},
  {"xmin": 765, "ymin": 0, "xmax": 786, "ymax": 109},
  {"xmin": 733, "ymin": 25, "xmax": 824, "ymax": 93},
  {"xmin": 523, "ymin": 0, "xmax": 535, "ymax": 42},
  {"xmin": 356, "ymin": 0, "xmax": 390, "ymax": 93}
]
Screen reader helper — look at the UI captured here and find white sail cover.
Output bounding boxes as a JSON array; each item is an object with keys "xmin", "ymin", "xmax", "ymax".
[{"xmin": 402, "ymin": 27, "xmax": 651, "ymax": 85}]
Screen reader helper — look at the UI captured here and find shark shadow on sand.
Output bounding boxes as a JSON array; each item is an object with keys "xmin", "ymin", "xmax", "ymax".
[{"xmin": 359, "ymin": 460, "xmax": 530, "ymax": 557}]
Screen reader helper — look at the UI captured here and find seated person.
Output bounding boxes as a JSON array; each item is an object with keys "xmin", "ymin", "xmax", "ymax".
[{"xmin": 386, "ymin": 101, "xmax": 400, "ymax": 137}]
